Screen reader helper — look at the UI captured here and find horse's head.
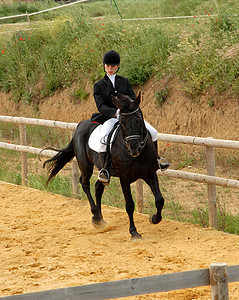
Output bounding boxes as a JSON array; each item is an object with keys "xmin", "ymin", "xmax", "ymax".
[{"xmin": 112, "ymin": 92, "xmax": 148, "ymax": 157}]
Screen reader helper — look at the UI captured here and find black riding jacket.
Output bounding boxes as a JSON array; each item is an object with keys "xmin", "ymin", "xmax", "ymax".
[{"xmin": 92, "ymin": 74, "xmax": 136, "ymax": 124}]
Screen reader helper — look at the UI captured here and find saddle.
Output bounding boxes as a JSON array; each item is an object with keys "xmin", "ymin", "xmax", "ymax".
[{"xmin": 88, "ymin": 121, "xmax": 120, "ymax": 153}]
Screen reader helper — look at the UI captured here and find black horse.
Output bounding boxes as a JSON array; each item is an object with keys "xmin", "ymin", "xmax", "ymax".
[{"xmin": 43, "ymin": 93, "xmax": 164, "ymax": 239}]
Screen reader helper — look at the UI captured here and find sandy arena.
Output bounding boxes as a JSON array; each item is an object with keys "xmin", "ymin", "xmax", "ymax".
[{"xmin": 1, "ymin": 181, "xmax": 239, "ymax": 299}]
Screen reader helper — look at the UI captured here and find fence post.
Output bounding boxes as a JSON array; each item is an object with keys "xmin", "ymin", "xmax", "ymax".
[
  {"xmin": 26, "ymin": 11, "xmax": 30, "ymax": 23},
  {"xmin": 206, "ymin": 138, "xmax": 217, "ymax": 229},
  {"xmin": 71, "ymin": 131, "xmax": 79, "ymax": 197},
  {"xmin": 19, "ymin": 124, "xmax": 28, "ymax": 186},
  {"xmin": 210, "ymin": 263, "xmax": 229, "ymax": 299},
  {"xmin": 135, "ymin": 179, "xmax": 144, "ymax": 213}
]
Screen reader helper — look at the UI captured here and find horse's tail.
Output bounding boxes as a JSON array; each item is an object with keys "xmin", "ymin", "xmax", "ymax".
[{"xmin": 43, "ymin": 139, "xmax": 75, "ymax": 186}]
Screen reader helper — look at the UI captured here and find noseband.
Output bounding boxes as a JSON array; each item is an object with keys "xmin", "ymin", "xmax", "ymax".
[
  {"xmin": 124, "ymin": 131, "xmax": 149, "ymax": 154},
  {"xmin": 120, "ymin": 108, "xmax": 148, "ymax": 155}
]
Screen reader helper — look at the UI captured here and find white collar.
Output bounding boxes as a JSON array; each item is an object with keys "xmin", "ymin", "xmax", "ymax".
[{"xmin": 106, "ymin": 73, "xmax": 116, "ymax": 87}]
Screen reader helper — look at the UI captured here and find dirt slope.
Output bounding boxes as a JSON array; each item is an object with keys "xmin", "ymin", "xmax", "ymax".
[
  {"xmin": 1, "ymin": 181, "xmax": 239, "ymax": 299},
  {"xmin": 0, "ymin": 78, "xmax": 238, "ymax": 140}
]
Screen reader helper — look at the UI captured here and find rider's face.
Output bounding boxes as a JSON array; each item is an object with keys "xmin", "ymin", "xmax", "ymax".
[{"xmin": 104, "ymin": 64, "xmax": 119, "ymax": 76}]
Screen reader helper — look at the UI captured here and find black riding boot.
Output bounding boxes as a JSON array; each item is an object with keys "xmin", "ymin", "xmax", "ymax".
[
  {"xmin": 153, "ymin": 141, "xmax": 170, "ymax": 171},
  {"xmin": 98, "ymin": 152, "xmax": 110, "ymax": 185}
]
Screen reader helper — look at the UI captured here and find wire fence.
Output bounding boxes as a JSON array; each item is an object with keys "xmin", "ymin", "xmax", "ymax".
[
  {"xmin": 0, "ymin": 0, "xmax": 90, "ymax": 22},
  {"xmin": 0, "ymin": 0, "xmax": 237, "ymax": 34}
]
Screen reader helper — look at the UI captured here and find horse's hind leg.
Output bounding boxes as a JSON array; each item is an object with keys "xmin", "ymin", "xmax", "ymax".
[
  {"xmin": 120, "ymin": 177, "xmax": 142, "ymax": 240},
  {"xmin": 144, "ymin": 173, "xmax": 164, "ymax": 224},
  {"xmin": 80, "ymin": 165, "xmax": 103, "ymax": 225},
  {"xmin": 92, "ymin": 180, "xmax": 107, "ymax": 228}
]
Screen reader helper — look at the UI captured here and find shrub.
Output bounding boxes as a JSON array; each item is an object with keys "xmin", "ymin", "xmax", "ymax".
[
  {"xmin": 168, "ymin": 14, "xmax": 239, "ymax": 96},
  {"xmin": 0, "ymin": 0, "xmax": 238, "ymax": 100},
  {"xmin": 154, "ymin": 87, "xmax": 169, "ymax": 105}
]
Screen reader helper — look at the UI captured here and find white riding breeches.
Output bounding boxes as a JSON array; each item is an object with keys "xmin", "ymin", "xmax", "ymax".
[
  {"xmin": 96, "ymin": 117, "xmax": 158, "ymax": 153},
  {"xmin": 144, "ymin": 120, "xmax": 158, "ymax": 142}
]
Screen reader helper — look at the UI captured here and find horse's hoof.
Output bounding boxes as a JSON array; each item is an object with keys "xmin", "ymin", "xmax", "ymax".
[
  {"xmin": 92, "ymin": 218, "xmax": 107, "ymax": 229},
  {"xmin": 131, "ymin": 232, "xmax": 142, "ymax": 241},
  {"xmin": 149, "ymin": 214, "xmax": 162, "ymax": 224}
]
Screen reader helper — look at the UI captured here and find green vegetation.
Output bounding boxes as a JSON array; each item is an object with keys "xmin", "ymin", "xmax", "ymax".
[
  {"xmin": 0, "ymin": 0, "xmax": 58, "ymax": 23},
  {"xmin": 161, "ymin": 198, "xmax": 239, "ymax": 235},
  {"xmin": 0, "ymin": 0, "xmax": 238, "ymax": 102},
  {"xmin": 154, "ymin": 87, "xmax": 169, "ymax": 106},
  {"xmin": 70, "ymin": 82, "xmax": 89, "ymax": 103}
]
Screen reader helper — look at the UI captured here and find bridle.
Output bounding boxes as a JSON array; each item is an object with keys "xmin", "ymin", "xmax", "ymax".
[
  {"xmin": 120, "ymin": 107, "xmax": 148, "ymax": 155},
  {"xmin": 124, "ymin": 131, "xmax": 149, "ymax": 154}
]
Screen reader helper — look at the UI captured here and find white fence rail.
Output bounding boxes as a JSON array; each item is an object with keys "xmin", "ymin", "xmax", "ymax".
[
  {"xmin": 0, "ymin": 115, "xmax": 239, "ymax": 229},
  {"xmin": 157, "ymin": 133, "xmax": 239, "ymax": 149},
  {"xmin": 157, "ymin": 169, "xmax": 239, "ymax": 189},
  {"xmin": 0, "ymin": 263, "xmax": 238, "ymax": 300},
  {"xmin": 0, "ymin": 115, "xmax": 77, "ymax": 129}
]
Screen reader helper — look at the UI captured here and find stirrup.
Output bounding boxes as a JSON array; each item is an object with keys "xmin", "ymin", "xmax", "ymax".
[
  {"xmin": 158, "ymin": 157, "xmax": 170, "ymax": 171},
  {"xmin": 98, "ymin": 168, "xmax": 110, "ymax": 186}
]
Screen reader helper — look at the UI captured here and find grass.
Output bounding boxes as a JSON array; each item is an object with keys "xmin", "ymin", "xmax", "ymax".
[
  {"xmin": 29, "ymin": 173, "xmax": 73, "ymax": 197},
  {"xmin": 161, "ymin": 198, "xmax": 239, "ymax": 235},
  {"xmin": 0, "ymin": 0, "xmax": 59, "ymax": 23},
  {"xmin": 154, "ymin": 87, "xmax": 169, "ymax": 106},
  {"xmin": 144, "ymin": 179, "xmax": 239, "ymax": 235},
  {"xmin": 0, "ymin": 122, "xmax": 71, "ymax": 148},
  {"xmin": 0, "ymin": 0, "xmax": 238, "ymax": 102}
]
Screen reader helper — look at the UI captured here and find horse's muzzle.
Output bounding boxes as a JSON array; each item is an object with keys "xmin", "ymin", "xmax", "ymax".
[
  {"xmin": 128, "ymin": 149, "xmax": 140, "ymax": 158},
  {"xmin": 125, "ymin": 135, "xmax": 142, "ymax": 157}
]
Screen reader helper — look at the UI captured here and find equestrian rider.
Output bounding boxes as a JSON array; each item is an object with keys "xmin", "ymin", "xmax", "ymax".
[{"xmin": 92, "ymin": 50, "xmax": 169, "ymax": 185}]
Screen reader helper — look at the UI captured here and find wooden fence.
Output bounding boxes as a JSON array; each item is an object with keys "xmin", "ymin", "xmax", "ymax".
[
  {"xmin": 0, "ymin": 115, "xmax": 239, "ymax": 230},
  {"xmin": 0, "ymin": 263, "xmax": 238, "ymax": 300}
]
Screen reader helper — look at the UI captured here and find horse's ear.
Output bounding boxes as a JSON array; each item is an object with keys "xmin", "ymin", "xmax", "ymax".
[
  {"xmin": 134, "ymin": 92, "xmax": 141, "ymax": 107},
  {"xmin": 111, "ymin": 95, "xmax": 121, "ymax": 109}
]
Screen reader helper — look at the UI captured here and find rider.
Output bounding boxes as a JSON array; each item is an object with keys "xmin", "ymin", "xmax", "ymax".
[{"xmin": 92, "ymin": 50, "xmax": 169, "ymax": 185}]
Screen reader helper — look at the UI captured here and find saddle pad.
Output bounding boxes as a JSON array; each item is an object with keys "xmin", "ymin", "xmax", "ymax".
[
  {"xmin": 88, "ymin": 124, "xmax": 119, "ymax": 153},
  {"xmin": 88, "ymin": 124, "xmax": 105, "ymax": 153}
]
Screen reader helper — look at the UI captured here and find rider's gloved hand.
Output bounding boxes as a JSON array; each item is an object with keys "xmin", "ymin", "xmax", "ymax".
[{"xmin": 115, "ymin": 109, "xmax": 120, "ymax": 119}]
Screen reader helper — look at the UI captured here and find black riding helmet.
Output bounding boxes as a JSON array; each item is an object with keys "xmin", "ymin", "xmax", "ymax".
[{"xmin": 103, "ymin": 50, "xmax": 120, "ymax": 65}]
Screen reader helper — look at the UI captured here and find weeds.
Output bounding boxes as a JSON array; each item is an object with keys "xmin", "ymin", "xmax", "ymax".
[
  {"xmin": 0, "ymin": 1, "xmax": 238, "ymax": 102},
  {"xmin": 70, "ymin": 83, "xmax": 89, "ymax": 103},
  {"xmin": 191, "ymin": 203, "xmax": 239, "ymax": 235},
  {"xmin": 154, "ymin": 87, "xmax": 169, "ymax": 106},
  {"xmin": 168, "ymin": 13, "xmax": 239, "ymax": 96}
]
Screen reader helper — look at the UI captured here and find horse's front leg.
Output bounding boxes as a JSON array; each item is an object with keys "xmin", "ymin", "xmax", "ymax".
[
  {"xmin": 144, "ymin": 173, "xmax": 164, "ymax": 224},
  {"xmin": 120, "ymin": 177, "xmax": 142, "ymax": 240}
]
